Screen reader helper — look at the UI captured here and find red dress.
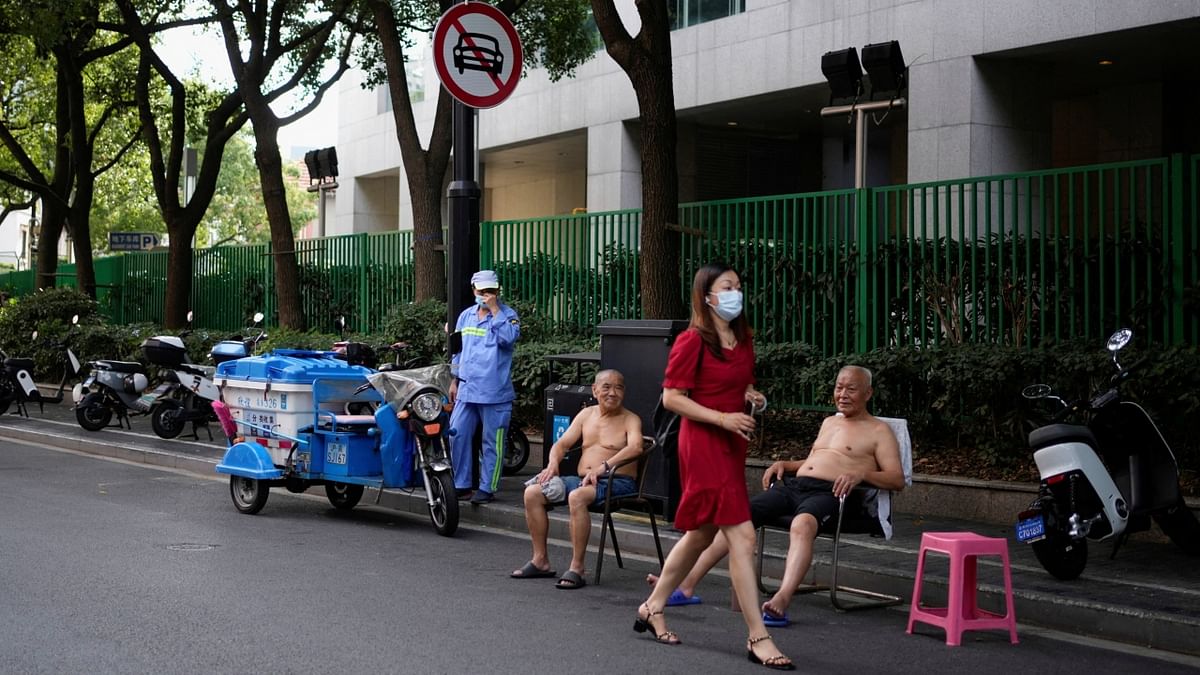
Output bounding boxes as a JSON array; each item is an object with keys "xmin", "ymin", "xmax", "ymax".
[{"xmin": 662, "ymin": 328, "xmax": 755, "ymax": 531}]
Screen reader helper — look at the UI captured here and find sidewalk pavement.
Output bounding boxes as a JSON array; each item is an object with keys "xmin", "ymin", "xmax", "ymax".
[{"xmin": 2, "ymin": 403, "xmax": 1197, "ymax": 658}]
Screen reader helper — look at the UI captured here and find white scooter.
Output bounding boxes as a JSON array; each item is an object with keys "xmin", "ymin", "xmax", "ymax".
[
  {"xmin": 1016, "ymin": 328, "xmax": 1200, "ymax": 580},
  {"xmin": 1, "ymin": 315, "xmax": 83, "ymax": 416}
]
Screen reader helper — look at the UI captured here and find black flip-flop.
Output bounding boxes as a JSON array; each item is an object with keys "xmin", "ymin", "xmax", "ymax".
[
  {"xmin": 555, "ymin": 570, "xmax": 587, "ymax": 589},
  {"xmin": 511, "ymin": 561, "xmax": 557, "ymax": 579}
]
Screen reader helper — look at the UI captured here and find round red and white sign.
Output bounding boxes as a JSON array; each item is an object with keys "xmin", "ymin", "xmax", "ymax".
[{"xmin": 432, "ymin": 2, "xmax": 524, "ymax": 109}]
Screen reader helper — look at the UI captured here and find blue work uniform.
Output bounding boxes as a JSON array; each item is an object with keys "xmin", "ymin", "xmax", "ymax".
[{"xmin": 449, "ymin": 301, "xmax": 520, "ymax": 493}]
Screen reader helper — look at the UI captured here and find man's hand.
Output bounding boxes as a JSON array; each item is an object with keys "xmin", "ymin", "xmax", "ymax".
[
  {"xmin": 832, "ymin": 471, "xmax": 865, "ymax": 498},
  {"xmin": 582, "ymin": 469, "xmax": 603, "ymax": 487},
  {"xmin": 449, "ymin": 379, "xmax": 458, "ymax": 405},
  {"xmin": 482, "ymin": 291, "xmax": 500, "ymax": 316},
  {"xmin": 533, "ymin": 464, "xmax": 559, "ymax": 484},
  {"xmin": 761, "ymin": 461, "xmax": 789, "ymax": 489}
]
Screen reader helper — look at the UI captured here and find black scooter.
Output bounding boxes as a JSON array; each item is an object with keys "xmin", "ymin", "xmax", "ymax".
[{"xmin": 1016, "ymin": 328, "xmax": 1200, "ymax": 580}]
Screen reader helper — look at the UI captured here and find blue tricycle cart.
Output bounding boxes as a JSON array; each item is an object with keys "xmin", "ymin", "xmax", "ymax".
[{"xmin": 213, "ymin": 350, "xmax": 459, "ymax": 536}]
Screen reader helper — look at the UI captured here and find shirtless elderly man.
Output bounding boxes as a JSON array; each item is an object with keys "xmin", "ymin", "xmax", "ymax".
[
  {"xmin": 649, "ymin": 365, "xmax": 904, "ymax": 624},
  {"xmin": 511, "ymin": 369, "xmax": 643, "ymax": 590}
]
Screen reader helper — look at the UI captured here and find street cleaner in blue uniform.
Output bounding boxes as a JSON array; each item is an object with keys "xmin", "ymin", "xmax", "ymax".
[{"xmin": 449, "ymin": 270, "xmax": 521, "ymax": 505}]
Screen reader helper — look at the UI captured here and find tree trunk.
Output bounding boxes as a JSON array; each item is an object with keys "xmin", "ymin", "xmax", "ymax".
[
  {"xmin": 372, "ymin": 0, "xmax": 454, "ymax": 302},
  {"xmin": 162, "ymin": 223, "xmax": 194, "ymax": 328},
  {"xmin": 409, "ymin": 167, "xmax": 447, "ymax": 301},
  {"xmin": 589, "ymin": 0, "xmax": 684, "ymax": 320},
  {"xmin": 633, "ymin": 65, "xmax": 682, "ymax": 319},
  {"xmin": 35, "ymin": 200, "xmax": 66, "ymax": 290},
  {"xmin": 251, "ymin": 123, "xmax": 304, "ymax": 330}
]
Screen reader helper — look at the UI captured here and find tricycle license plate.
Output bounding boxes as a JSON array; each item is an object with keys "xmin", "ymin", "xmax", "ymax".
[
  {"xmin": 1016, "ymin": 515, "xmax": 1046, "ymax": 542},
  {"xmin": 326, "ymin": 441, "xmax": 347, "ymax": 465}
]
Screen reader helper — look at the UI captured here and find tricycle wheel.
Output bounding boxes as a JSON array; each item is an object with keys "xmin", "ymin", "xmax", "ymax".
[
  {"xmin": 75, "ymin": 393, "xmax": 112, "ymax": 431},
  {"xmin": 325, "ymin": 482, "xmax": 364, "ymax": 511},
  {"xmin": 502, "ymin": 426, "xmax": 530, "ymax": 476},
  {"xmin": 229, "ymin": 476, "xmax": 269, "ymax": 514},
  {"xmin": 427, "ymin": 470, "xmax": 459, "ymax": 537},
  {"xmin": 150, "ymin": 399, "xmax": 185, "ymax": 439}
]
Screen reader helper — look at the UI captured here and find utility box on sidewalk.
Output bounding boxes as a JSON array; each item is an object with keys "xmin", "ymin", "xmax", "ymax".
[
  {"xmin": 598, "ymin": 319, "xmax": 689, "ymax": 521},
  {"xmin": 541, "ymin": 351, "xmax": 600, "ymax": 466}
]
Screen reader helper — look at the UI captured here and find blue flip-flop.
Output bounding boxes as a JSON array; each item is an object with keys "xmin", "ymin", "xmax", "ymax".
[
  {"xmin": 666, "ymin": 588, "xmax": 702, "ymax": 607},
  {"xmin": 762, "ymin": 610, "xmax": 791, "ymax": 627}
]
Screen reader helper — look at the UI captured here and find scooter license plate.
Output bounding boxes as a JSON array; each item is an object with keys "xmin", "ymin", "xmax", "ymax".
[{"xmin": 1016, "ymin": 514, "xmax": 1046, "ymax": 543}]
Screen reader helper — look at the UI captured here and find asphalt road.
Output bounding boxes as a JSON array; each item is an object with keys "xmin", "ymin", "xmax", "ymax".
[{"xmin": 3, "ymin": 438, "xmax": 1198, "ymax": 675}]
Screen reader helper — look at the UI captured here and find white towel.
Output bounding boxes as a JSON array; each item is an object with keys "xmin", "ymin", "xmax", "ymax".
[{"xmin": 871, "ymin": 416, "xmax": 913, "ymax": 540}]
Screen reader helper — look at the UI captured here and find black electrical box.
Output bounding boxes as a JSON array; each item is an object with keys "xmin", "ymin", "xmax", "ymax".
[
  {"xmin": 597, "ymin": 319, "xmax": 690, "ymax": 521},
  {"xmin": 542, "ymin": 383, "xmax": 596, "ymax": 466}
]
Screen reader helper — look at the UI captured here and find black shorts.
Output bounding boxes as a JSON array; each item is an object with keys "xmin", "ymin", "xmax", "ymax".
[{"xmin": 750, "ymin": 477, "xmax": 839, "ymax": 528}]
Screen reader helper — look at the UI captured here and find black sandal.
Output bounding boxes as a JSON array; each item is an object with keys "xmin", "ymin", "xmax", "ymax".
[
  {"xmin": 633, "ymin": 603, "xmax": 681, "ymax": 645},
  {"xmin": 747, "ymin": 635, "xmax": 795, "ymax": 671}
]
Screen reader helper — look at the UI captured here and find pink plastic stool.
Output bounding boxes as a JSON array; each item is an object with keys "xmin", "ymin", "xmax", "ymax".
[{"xmin": 906, "ymin": 532, "xmax": 1018, "ymax": 646}]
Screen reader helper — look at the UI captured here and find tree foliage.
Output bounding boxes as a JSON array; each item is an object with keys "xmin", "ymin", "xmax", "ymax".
[{"xmin": 0, "ymin": 0, "xmax": 145, "ymax": 296}]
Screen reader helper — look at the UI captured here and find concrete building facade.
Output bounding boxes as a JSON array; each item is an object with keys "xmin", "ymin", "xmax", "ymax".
[{"xmin": 331, "ymin": 0, "xmax": 1200, "ymax": 235}]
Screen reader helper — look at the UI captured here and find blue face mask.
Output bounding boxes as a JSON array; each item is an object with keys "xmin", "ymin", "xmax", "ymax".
[
  {"xmin": 709, "ymin": 289, "xmax": 743, "ymax": 321},
  {"xmin": 475, "ymin": 294, "xmax": 488, "ymax": 307}
]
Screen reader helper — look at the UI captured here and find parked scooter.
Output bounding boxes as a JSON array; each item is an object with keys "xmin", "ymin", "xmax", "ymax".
[
  {"xmin": 142, "ymin": 312, "xmax": 265, "ymax": 439},
  {"xmin": 0, "ymin": 315, "xmax": 83, "ymax": 416},
  {"xmin": 1015, "ymin": 328, "xmax": 1200, "ymax": 580},
  {"xmin": 141, "ymin": 312, "xmax": 217, "ymax": 439}
]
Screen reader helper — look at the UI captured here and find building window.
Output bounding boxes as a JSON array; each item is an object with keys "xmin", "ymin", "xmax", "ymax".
[{"xmin": 670, "ymin": 0, "xmax": 744, "ymax": 30}]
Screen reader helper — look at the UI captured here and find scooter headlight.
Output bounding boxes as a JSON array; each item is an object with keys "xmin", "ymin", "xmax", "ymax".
[{"xmin": 412, "ymin": 392, "xmax": 442, "ymax": 422}]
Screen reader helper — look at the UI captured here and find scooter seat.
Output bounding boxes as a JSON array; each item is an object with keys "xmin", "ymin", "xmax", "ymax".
[
  {"xmin": 1029, "ymin": 423, "xmax": 1097, "ymax": 451},
  {"xmin": 4, "ymin": 357, "xmax": 35, "ymax": 372},
  {"xmin": 179, "ymin": 363, "xmax": 216, "ymax": 378},
  {"xmin": 94, "ymin": 360, "xmax": 147, "ymax": 374}
]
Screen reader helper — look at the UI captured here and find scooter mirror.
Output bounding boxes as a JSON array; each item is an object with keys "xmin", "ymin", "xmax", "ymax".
[
  {"xmin": 31, "ymin": 330, "xmax": 38, "ymax": 340},
  {"xmin": 336, "ymin": 315, "xmax": 345, "ymax": 334},
  {"xmin": 71, "ymin": 314, "xmax": 79, "ymax": 326},
  {"xmin": 253, "ymin": 312, "xmax": 264, "ymax": 324},
  {"xmin": 1107, "ymin": 328, "xmax": 1132, "ymax": 353},
  {"xmin": 187, "ymin": 310, "xmax": 194, "ymax": 323},
  {"xmin": 1021, "ymin": 384, "xmax": 1052, "ymax": 400}
]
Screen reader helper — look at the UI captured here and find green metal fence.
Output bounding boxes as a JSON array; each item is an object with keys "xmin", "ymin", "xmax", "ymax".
[
  {"xmin": 869, "ymin": 157, "xmax": 1182, "ymax": 350},
  {"xmin": 481, "ymin": 210, "xmax": 642, "ymax": 333},
  {"xmin": 0, "ymin": 155, "xmax": 1196, "ymax": 350}
]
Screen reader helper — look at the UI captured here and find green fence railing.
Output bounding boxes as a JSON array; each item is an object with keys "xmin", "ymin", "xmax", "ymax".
[
  {"xmin": 0, "ymin": 155, "xmax": 1196, "ymax": 351},
  {"xmin": 481, "ymin": 210, "xmax": 642, "ymax": 333},
  {"xmin": 869, "ymin": 157, "xmax": 1180, "ymax": 350}
]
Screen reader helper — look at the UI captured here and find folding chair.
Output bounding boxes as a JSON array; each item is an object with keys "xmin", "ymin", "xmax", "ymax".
[{"xmin": 756, "ymin": 416, "xmax": 913, "ymax": 610}]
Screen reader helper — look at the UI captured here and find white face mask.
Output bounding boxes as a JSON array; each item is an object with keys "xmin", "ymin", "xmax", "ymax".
[{"xmin": 708, "ymin": 289, "xmax": 743, "ymax": 321}]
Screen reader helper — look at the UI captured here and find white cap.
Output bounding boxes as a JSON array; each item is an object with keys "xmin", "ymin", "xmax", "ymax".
[{"xmin": 471, "ymin": 270, "xmax": 500, "ymax": 290}]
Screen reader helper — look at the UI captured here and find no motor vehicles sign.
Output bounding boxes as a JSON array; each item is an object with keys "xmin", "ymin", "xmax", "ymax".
[{"xmin": 432, "ymin": 2, "xmax": 523, "ymax": 109}]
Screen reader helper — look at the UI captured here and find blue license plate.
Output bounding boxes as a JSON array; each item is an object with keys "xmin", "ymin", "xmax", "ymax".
[{"xmin": 1016, "ymin": 515, "xmax": 1046, "ymax": 542}]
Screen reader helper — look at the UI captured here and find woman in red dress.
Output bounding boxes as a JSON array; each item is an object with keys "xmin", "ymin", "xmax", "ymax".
[{"xmin": 633, "ymin": 263, "xmax": 793, "ymax": 670}]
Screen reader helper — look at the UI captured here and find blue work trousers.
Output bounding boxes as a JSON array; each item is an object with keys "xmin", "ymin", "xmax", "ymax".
[{"xmin": 449, "ymin": 400, "xmax": 511, "ymax": 493}]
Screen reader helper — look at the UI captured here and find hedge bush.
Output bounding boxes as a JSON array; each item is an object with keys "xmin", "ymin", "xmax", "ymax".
[{"xmin": 3, "ymin": 292, "xmax": 1193, "ymax": 476}]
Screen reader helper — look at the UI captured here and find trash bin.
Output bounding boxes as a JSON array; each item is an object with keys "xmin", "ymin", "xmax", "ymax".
[
  {"xmin": 541, "ymin": 352, "xmax": 600, "ymax": 467},
  {"xmin": 598, "ymin": 319, "xmax": 689, "ymax": 521}
]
